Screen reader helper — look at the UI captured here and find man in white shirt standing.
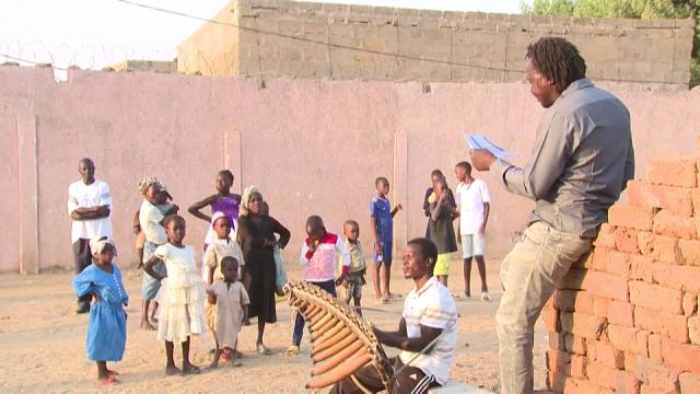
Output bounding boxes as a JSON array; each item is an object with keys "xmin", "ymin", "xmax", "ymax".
[
  {"xmin": 454, "ymin": 161, "xmax": 491, "ymax": 301},
  {"xmin": 330, "ymin": 238, "xmax": 458, "ymax": 394},
  {"xmin": 67, "ymin": 158, "xmax": 112, "ymax": 313}
]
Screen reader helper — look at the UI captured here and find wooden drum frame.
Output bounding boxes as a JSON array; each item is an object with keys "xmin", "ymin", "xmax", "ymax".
[{"xmin": 285, "ymin": 281, "xmax": 395, "ymax": 392}]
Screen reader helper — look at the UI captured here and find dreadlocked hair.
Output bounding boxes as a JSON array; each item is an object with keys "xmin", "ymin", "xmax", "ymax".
[{"xmin": 526, "ymin": 37, "xmax": 586, "ymax": 94}]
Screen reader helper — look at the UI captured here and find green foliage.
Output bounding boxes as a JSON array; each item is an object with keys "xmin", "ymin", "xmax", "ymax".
[
  {"xmin": 522, "ymin": 0, "xmax": 696, "ymax": 18},
  {"xmin": 521, "ymin": 0, "xmax": 575, "ymax": 16},
  {"xmin": 691, "ymin": 59, "xmax": 700, "ymax": 87},
  {"xmin": 521, "ymin": 0, "xmax": 700, "ymax": 87}
]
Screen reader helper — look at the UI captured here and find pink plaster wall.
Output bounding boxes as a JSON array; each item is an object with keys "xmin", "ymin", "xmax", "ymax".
[
  {"xmin": 0, "ymin": 101, "xmax": 20, "ymax": 272},
  {"xmin": 0, "ymin": 65, "xmax": 698, "ymax": 272}
]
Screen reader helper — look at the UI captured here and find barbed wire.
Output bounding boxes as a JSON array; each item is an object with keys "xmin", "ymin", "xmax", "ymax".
[
  {"xmin": 0, "ymin": 52, "xmax": 69, "ymax": 71},
  {"xmin": 0, "ymin": 0, "xmax": 689, "ymax": 86},
  {"xmin": 0, "ymin": 40, "xmax": 175, "ymax": 75}
]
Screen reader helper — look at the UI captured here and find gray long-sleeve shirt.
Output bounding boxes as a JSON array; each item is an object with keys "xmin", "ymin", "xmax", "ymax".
[{"xmin": 494, "ymin": 79, "xmax": 635, "ymax": 237}]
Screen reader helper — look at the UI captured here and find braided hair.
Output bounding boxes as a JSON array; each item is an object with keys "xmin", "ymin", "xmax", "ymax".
[{"xmin": 526, "ymin": 37, "xmax": 586, "ymax": 94}]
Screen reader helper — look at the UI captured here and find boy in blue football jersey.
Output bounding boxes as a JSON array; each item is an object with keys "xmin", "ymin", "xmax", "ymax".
[{"xmin": 370, "ymin": 177, "xmax": 402, "ymax": 303}]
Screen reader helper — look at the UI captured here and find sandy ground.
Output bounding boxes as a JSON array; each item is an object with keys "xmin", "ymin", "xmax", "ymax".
[{"xmin": 0, "ymin": 259, "xmax": 548, "ymax": 394}]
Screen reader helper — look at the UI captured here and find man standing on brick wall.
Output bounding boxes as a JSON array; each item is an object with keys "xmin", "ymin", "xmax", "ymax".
[
  {"xmin": 67, "ymin": 158, "xmax": 112, "ymax": 314},
  {"xmin": 470, "ymin": 37, "xmax": 635, "ymax": 394}
]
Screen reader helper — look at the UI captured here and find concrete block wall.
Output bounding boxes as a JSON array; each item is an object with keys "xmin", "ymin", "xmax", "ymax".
[
  {"xmin": 176, "ymin": 0, "xmax": 696, "ymax": 87},
  {"xmin": 107, "ymin": 60, "xmax": 177, "ymax": 73},
  {"xmin": 545, "ymin": 144, "xmax": 700, "ymax": 393}
]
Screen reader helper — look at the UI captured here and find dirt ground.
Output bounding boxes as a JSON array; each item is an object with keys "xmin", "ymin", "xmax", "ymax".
[{"xmin": 0, "ymin": 259, "xmax": 548, "ymax": 394}]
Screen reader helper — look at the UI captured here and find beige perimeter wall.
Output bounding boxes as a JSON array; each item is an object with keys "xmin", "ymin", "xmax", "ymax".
[
  {"xmin": 0, "ymin": 65, "xmax": 698, "ymax": 273},
  {"xmin": 177, "ymin": 0, "xmax": 695, "ymax": 88}
]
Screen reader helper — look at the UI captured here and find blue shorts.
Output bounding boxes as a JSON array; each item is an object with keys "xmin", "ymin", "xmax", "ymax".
[{"xmin": 374, "ymin": 240, "xmax": 393, "ymax": 266}]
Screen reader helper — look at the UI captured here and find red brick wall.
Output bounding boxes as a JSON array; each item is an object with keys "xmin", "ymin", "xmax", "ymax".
[{"xmin": 545, "ymin": 147, "xmax": 700, "ymax": 393}]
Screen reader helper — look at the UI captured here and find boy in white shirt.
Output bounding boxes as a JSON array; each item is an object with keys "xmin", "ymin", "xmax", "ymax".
[
  {"xmin": 67, "ymin": 158, "xmax": 112, "ymax": 314},
  {"xmin": 454, "ymin": 161, "xmax": 491, "ymax": 301}
]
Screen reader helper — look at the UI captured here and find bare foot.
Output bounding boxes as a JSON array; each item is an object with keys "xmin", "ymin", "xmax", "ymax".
[
  {"xmin": 165, "ymin": 365, "xmax": 181, "ymax": 376},
  {"xmin": 98, "ymin": 375, "xmax": 119, "ymax": 385},
  {"xmin": 140, "ymin": 321, "xmax": 156, "ymax": 331}
]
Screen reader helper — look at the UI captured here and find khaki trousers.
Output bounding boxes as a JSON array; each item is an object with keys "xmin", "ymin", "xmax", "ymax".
[{"xmin": 496, "ymin": 222, "xmax": 592, "ymax": 394}]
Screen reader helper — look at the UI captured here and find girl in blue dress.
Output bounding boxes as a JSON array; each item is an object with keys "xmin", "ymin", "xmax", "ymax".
[{"xmin": 72, "ymin": 237, "xmax": 128, "ymax": 385}]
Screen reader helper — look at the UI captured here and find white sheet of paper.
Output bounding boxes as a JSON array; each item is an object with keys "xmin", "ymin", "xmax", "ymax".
[{"xmin": 465, "ymin": 133, "xmax": 510, "ymax": 160}]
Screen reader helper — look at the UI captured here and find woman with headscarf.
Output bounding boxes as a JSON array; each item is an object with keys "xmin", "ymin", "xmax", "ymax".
[{"xmin": 236, "ymin": 186, "xmax": 291, "ymax": 355}]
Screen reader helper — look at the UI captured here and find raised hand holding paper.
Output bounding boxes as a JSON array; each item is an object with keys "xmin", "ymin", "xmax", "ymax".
[{"xmin": 465, "ymin": 133, "xmax": 510, "ymax": 160}]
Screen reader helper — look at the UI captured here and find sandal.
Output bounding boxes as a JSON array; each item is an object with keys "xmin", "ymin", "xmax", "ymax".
[
  {"xmin": 257, "ymin": 344, "xmax": 272, "ymax": 355},
  {"xmin": 286, "ymin": 345, "xmax": 300, "ymax": 356},
  {"xmin": 182, "ymin": 365, "xmax": 201, "ymax": 375}
]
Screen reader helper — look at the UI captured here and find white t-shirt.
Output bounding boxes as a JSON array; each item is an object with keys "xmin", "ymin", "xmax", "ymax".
[
  {"xmin": 67, "ymin": 179, "xmax": 112, "ymax": 243},
  {"xmin": 399, "ymin": 277, "xmax": 458, "ymax": 385},
  {"xmin": 139, "ymin": 200, "xmax": 167, "ymax": 245},
  {"xmin": 456, "ymin": 179, "xmax": 490, "ymax": 235}
]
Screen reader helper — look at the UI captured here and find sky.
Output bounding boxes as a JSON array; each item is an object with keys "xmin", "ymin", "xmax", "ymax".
[{"xmin": 0, "ymin": 0, "xmax": 525, "ymax": 79}]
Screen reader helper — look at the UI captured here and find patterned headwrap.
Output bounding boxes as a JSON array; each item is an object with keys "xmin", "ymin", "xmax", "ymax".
[
  {"xmin": 90, "ymin": 236, "xmax": 116, "ymax": 256},
  {"xmin": 138, "ymin": 177, "xmax": 160, "ymax": 196},
  {"xmin": 239, "ymin": 185, "xmax": 260, "ymax": 216}
]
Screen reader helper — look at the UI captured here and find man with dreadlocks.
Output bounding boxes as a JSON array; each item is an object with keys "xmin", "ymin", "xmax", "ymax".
[{"xmin": 470, "ymin": 37, "xmax": 634, "ymax": 394}]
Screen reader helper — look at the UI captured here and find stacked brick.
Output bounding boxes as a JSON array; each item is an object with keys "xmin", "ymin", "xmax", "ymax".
[{"xmin": 545, "ymin": 158, "xmax": 700, "ymax": 394}]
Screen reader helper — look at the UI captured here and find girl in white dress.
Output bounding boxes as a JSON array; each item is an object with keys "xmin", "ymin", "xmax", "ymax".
[{"xmin": 144, "ymin": 214, "xmax": 203, "ymax": 376}]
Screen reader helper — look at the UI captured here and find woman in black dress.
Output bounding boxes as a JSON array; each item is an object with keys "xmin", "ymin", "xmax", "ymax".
[{"xmin": 237, "ymin": 189, "xmax": 290, "ymax": 355}]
